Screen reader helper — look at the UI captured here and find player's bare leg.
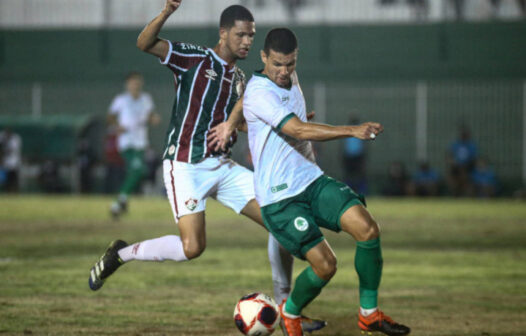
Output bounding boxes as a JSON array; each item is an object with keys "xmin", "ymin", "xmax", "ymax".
[
  {"xmin": 340, "ymin": 205, "xmax": 410, "ymax": 336},
  {"xmin": 88, "ymin": 213, "xmax": 206, "ymax": 291},
  {"xmin": 240, "ymin": 199, "xmax": 266, "ymax": 229},
  {"xmin": 177, "ymin": 212, "xmax": 207, "ymax": 259},
  {"xmin": 241, "ymin": 199, "xmax": 327, "ymax": 334},
  {"xmin": 279, "ymin": 240, "xmax": 336, "ymax": 336}
]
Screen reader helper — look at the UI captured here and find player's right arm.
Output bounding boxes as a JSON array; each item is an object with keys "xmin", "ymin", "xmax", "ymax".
[
  {"xmin": 280, "ymin": 116, "xmax": 383, "ymax": 141},
  {"xmin": 247, "ymin": 88, "xmax": 382, "ymax": 142},
  {"xmin": 136, "ymin": 0, "xmax": 182, "ymax": 58}
]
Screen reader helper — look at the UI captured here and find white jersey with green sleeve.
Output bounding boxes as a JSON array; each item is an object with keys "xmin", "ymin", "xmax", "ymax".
[{"xmin": 243, "ymin": 71, "xmax": 323, "ymax": 206}]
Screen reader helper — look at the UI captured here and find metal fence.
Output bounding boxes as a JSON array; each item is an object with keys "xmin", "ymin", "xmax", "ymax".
[
  {"xmin": 314, "ymin": 80, "xmax": 525, "ymax": 187},
  {"xmin": 2, "ymin": 79, "xmax": 525, "ymax": 191}
]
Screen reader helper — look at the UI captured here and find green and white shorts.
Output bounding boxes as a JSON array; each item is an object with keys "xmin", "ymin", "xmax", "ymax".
[{"xmin": 261, "ymin": 175, "xmax": 365, "ymax": 259}]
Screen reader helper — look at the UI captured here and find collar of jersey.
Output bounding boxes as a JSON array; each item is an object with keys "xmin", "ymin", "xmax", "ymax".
[
  {"xmin": 253, "ymin": 70, "xmax": 292, "ymax": 91},
  {"xmin": 208, "ymin": 48, "xmax": 236, "ymax": 72}
]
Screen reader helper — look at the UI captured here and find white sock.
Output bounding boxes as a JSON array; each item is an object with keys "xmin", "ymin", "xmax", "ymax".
[
  {"xmin": 118, "ymin": 235, "xmax": 188, "ymax": 262},
  {"xmin": 268, "ymin": 233, "xmax": 294, "ymax": 304},
  {"xmin": 360, "ymin": 307, "xmax": 378, "ymax": 317}
]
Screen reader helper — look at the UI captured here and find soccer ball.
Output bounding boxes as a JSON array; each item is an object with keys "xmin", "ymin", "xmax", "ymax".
[{"xmin": 234, "ymin": 293, "xmax": 281, "ymax": 336}]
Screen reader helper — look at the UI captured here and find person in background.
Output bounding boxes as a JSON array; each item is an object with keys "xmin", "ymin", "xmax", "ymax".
[
  {"xmin": 104, "ymin": 124, "xmax": 126, "ymax": 194},
  {"xmin": 108, "ymin": 72, "xmax": 160, "ymax": 219},
  {"xmin": 408, "ymin": 161, "xmax": 440, "ymax": 197},
  {"xmin": 470, "ymin": 157, "xmax": 497, "ymax": 198},
  {"xmin": 0, "ymin": 128, "xmax": 22, "ymax": 192},
  {"xmin": 77, "ymin": 137, "xmax": 96, "ymax": 194},
  {"xmin": 449, "ymin": 0, "xmax": 465, "ymax": 20},
  {"xmin": 383, "ymin": 161, "xmax": 409, "ymax": 196},
  {"xmin": 447, "ymin": 126, "xmax": 477, "ymax": 197},
  {"xmin": 142, "ymin": 147, "xmax": 161, "ymax": 196},
  {"xmin": 342, "ymin": 117, "xmax": 367, "ymax": 195}
]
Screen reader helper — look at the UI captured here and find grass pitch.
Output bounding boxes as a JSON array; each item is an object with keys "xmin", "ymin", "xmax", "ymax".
[{"xmin": 0, "ymin": 195, "xmax": 525, "ymax": 335}]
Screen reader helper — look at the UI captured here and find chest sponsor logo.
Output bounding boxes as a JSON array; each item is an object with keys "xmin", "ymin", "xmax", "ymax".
[
  {"xmin": 294, "ymin": 217, "xmax": 309, "ymax": 232},
  {"xmin": 185, "ymin": 198, "xmax": 198, "ymax": 211},
  {"xmin": 281, "ymin": 96, "xmax": 290, "ymax": 103},
  {"xmin": 205, "ymin": 69, "xmax": 218, "ymax": 80},
  {"xmin": 168, "ymin": 145, "xmax": 176, "ymax": 155},
  {"xmin": 179, "ymin": 43, "xmax": 205, "ymax": 52},
  {"xmin": 271, "ymin": 183, "xmax": 288, "ymax": 193}
]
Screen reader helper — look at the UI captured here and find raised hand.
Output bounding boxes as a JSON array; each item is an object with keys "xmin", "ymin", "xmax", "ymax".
[{"xmin": 164, "ymin": 0, "xmax": 182, "ymax": 14}]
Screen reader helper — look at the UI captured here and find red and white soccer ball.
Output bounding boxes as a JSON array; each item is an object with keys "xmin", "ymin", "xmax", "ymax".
[{"xmin": 234, "ymin": 293, "xmax": 281, "ymax": 336}]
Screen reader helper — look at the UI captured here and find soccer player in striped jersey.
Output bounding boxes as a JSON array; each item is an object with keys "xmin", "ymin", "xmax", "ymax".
[{"xmin": 88, "ymin": 1, "xmax": 325, "ymax": 333}]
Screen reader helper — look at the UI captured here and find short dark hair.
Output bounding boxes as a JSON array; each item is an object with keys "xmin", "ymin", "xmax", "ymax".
[
  {"xmin": 220, "ymin": 5, "xmax": 254, "ymax": 29},
  {"xmin": 125, "ymin": 71, "xmax": 143, "ymax": 81},
  {"xmin": 263, "ymin": 28, "xmax": 297, "ymax": 55}
]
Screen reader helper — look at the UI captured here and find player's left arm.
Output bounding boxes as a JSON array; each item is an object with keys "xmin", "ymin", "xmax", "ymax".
[
  {"xmin": 207, "ymin": 97, "xmax": 246, "ymax": 151},
  {"xmin": 280, "ymin": 115, "xmax": 383, "ymax": 141}
]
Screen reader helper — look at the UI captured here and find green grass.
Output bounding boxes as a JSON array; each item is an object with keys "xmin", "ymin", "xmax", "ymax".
[{"xmin": 0, "ymin": 195, "xmax": 525, "ymax": 335}]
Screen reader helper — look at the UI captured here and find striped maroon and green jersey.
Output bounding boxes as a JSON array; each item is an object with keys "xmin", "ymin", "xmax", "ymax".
[{"xmin": 160, "ymin": 40, "xmax": 245, "ymax": 163}]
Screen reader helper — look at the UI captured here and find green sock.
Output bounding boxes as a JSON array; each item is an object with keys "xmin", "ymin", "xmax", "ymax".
[
  {"xmin": 355, "ymin": 237, "xmax": 383, "ymax": 309},
  {"xmin": 119, "ymin": 149, "xmax": 145, "ymax": 195},
  {"xmin": 285, "ymin": 266, "xmax": 328, "ymax": 316}
]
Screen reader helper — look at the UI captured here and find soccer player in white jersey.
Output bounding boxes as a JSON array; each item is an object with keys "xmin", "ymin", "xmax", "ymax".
[
  {"xmin": 108, "ymin": 72, "xmax": 160, "ymax": 219},
  {"xmin": 88, "ymin": 1, "xmax": 325, "ymax": 332},
  {"xmin": 240, "ymin": 28, "xmax": 411, "ymax": 336}
]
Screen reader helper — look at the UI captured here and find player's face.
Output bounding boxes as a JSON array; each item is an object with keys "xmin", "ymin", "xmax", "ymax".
[
  {"xmin": 261, "ymin": 49, "xmax": 297, "ymax": 88},
  {"xmin": 223, "ymin": 20, "xmax": 256, "ymax": 60},
  {"xmin": 126, "ymin": 77, "xmax": 143, "ymax": 97}
]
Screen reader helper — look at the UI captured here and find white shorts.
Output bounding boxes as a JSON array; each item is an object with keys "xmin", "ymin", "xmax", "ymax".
[{"xmin": 163, "ymin": 157, "xmax": 255, "ymax": 222}]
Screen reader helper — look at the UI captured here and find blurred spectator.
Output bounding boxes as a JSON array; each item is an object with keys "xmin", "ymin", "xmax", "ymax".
[
  {"xmin": 342, "ymin": 117, "xmax": 367, "ymax": 194},
  {"xmin": 142, "ymin": 147, "xmax": 161, "ymax": 196},
  {"xmin": 241, "ymin": 0, "xmax": 266, "ymax": 8},
  {"xmin": 77, "ymin": 137, "xmax": 96, "ymax": 193},
  {"xmin": 38, "ymin": 160, "xmax": 65, "ymax": 193},
  {"xmin": 108, "ymin": 72, "xmax": 160, "ymax": 219},
  {"xmin": 449, "ymin": 0, "xmax": 465, "ymax": 20},
  {"xmin": 104, "ymin": 126, "xmax": 125, "ymax": 194},
  {"xmin": 519, "ymin": 0, "xmax": 526, "ymax": 15},
  {"xmin": 489, "ymin": 0, "xmax": 526, "ymax": 17},
  {"xmin": 0, "ymin": 128, "xmax": 22, "ymax": 192},
  {"xmin": 383, "ymin": 161, "xmax": 409, "ymax": 196},
  {"xmin": 408, "ymin": 161, "xmax": 440, "ymax": 197},
  {"xmin": 470, "ymin": 158, "xmax": 497, "ymax": 198},
  {"xmin": 489, "ymin": 0, "xmax": 501, "ymax": 18},
  {"xmin": 282, "ymin": 0, "xmax": 304, "ymax": 20},
  {"xmin": 447, "ymin": 126, "xmax": 477, "ymax": 196},
  {"xmin": 407, "ymin": 0, "xmax": 429, "ymax": 21}
]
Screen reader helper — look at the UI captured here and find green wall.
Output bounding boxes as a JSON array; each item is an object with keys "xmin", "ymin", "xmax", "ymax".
[
  {"xmin": 1, "ymin": 21, "xmax": 526, "ymax": 82},
  {"xmin": 1, "ymin": 21, "xmax": 525, "ymax": 193}
]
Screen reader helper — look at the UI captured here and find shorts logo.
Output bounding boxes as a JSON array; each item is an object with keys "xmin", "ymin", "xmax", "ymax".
[
  {"xmin": 294, "ymin": 217, "xmax": 309, "ymax": 232},
  {"xmin": 185, "ymin": 198, "xmax": 198, "ymax": 211},
  {"xmin": 168, "ymin": 145, "xmax": 176, "ymax": 155}
]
